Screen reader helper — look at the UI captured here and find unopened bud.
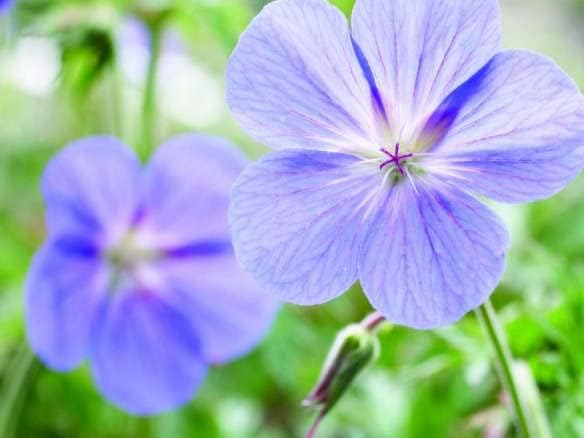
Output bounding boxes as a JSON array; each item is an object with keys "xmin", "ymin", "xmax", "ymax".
[{"xmin": 303, "ymin": 324, "xmax": 379, "ymax": 425}]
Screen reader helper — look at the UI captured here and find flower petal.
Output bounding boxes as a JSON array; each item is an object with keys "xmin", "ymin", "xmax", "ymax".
[
  {"xmin": 230, "ymin": 150, "xmax": 379, "ymax": 304},
  {"xmin": 42, "ymin": 136, "xmax": 140, "ymax": 245},
  {"xmin": 137, "ymin": 134, "xmax": 247, "ymax": 248},
  {"xmin": 25, "ymin": 238, "xmax": 105, "ymax": 370},
  {"xmin": 359, "ymin": 181, "xmax": 509, "ymax": 329},
  {"xmin": 351, "ymin": 0, "xmax": 501, "ymax": 138},
  {"xmin": 156, "ymin": 248, "xmax": 279, "ymax": 364},
  {"xmin": 226, "ymin": 0, "xmax": 378, "ymax": 153},
  {"xmin": 90, "ymin": 291, "xmax": 206, "ymax": 415},
  {"xmin": 425, "ymin": 50, "xmax": 584, "ymax": 203}
]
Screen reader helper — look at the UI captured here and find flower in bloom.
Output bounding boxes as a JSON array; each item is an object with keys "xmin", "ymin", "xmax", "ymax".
[
  {"xmin": 227, "ymin": 0, "xmax": 584, "ymax": 329},
  {"xmin": 25, "ymin": 135, "xmax": 278, "ymax": 414}
]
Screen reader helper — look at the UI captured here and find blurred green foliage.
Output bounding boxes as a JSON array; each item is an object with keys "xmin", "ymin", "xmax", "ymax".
[{"xmin": 0, "ymin": 0, "xmax": 583, "ymax": 437}]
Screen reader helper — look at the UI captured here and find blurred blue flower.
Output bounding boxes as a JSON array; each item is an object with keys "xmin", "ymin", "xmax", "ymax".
[
  {"xmin": 25, "ymin": 135, "xmax": 279, "ymax": 415},
  {"xmin": 227, "ymin": 0, "xmax": 584, "ymax": 329},
  {"xmin": 0, "ymin": 0, "xmax": 13, "ymax": 14}
]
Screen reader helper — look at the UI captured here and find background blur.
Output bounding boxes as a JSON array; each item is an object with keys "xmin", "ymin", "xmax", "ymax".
[{"xmin": 0, "ymin": 0, "xmax": 583, "ymax": 437}]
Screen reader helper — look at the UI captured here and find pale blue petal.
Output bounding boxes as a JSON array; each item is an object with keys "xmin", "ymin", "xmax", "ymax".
[
  {"xmin": 230, "ymin": 150, "xmax": 379, "ymax": 304},
  {"xmin": 42, "ymin": 136, "xmax": 141, "ymax": 245},
  {"xmin": 425, "ymin": 50, "xmax": 584, "ymax": 203},
  {"xmin": 138, "ymin": 134, "xmax": 247, "ymax": 248},
  {"xmin": 25, "ymin": 238, "xmax": 106, "ymax": 370},
  {"xmin": 156, "ymin": 248, "xmax": 279, "ymax": 364},
  {"xmin": 227, "ymin": 0, "xmax": 378, "ymax": 152},
  {"xmin": 351, "ymin": 0, "xmax": 501, "ymax": 139},
  {"xmin": 90, "ymin": 291, "xmax": 206, "ymax": 415},
  {"xmin": 359, "ymin": 181, "xmax": 509, "ymax": 329}
]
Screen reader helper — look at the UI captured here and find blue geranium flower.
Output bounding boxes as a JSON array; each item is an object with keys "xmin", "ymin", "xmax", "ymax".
[
  {"xmin": 227, "ymin": 0, "xmax": 584, "ymax": 329},
  {"xmin": 25, "ymin": 135, "xmax": 278, "ymax": 414}
]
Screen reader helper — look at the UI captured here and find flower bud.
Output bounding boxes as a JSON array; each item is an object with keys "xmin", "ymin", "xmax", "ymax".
[{"xmin": 303, "ymin": 323, "xmax": 379, "ymax": 415}]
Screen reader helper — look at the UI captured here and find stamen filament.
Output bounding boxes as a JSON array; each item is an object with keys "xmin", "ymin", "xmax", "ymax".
[{"xmin": 379, "ymin": 143, "xmax": 414, "ymax": 176}]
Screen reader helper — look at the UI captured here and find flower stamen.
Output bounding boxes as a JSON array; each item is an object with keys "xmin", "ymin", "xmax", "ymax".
[{"xmin": 379, "ymin": 143, "xmax": 413, "ymax": 176}]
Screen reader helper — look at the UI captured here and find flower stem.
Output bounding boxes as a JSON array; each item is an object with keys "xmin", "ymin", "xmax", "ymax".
[
  {"xmin": 110, "ymin": 58, "xmax": 124, "ymax": 140},
  {"xmin": 475, "ymin": 300, "xmax": 533, "ymax": 437},
  {"xmin": 360, "ymin": 311, "xmax": 387, "ymax": 332},
  {"xmin": 0, "ymin": 343, "xmax": 38, "ymax": 438},
  {"xmin": 139, "ymin": 20, "xmax": 163, "ymax": 161},
  {"xmin": 305, "ymin": 411, "xmax": 324, "ymax": 438}
]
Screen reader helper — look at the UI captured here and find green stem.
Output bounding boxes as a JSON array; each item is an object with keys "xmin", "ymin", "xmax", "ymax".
[
  {"xmin": 476, "ymin": 300, "xmax": 533, "ymax": 437},
  {"xmin": 0, "ymin": 344, "xmax": 38, "ymax": 438},
  {"xmin": 110, "ymin": 58, "xmax": 124, "ymax": 141},
  {"xmin": 139, "ymin": 21, "xmax": 164, "ymax": 161}
]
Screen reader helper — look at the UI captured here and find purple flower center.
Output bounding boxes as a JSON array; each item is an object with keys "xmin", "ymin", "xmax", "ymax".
[{"xmin": 379, "ymin": 143, "xmax": 413, "ymax": 176}]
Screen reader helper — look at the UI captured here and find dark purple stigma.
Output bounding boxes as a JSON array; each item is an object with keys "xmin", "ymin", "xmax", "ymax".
[{"xmin": 379, "ymin": 143, "xmax": 413, "ymax": 176}]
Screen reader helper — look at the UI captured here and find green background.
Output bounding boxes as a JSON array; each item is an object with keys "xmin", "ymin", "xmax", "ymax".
[{"xmin": 0, "ymin": 0, "xmax": 583, "ymax": 436}]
